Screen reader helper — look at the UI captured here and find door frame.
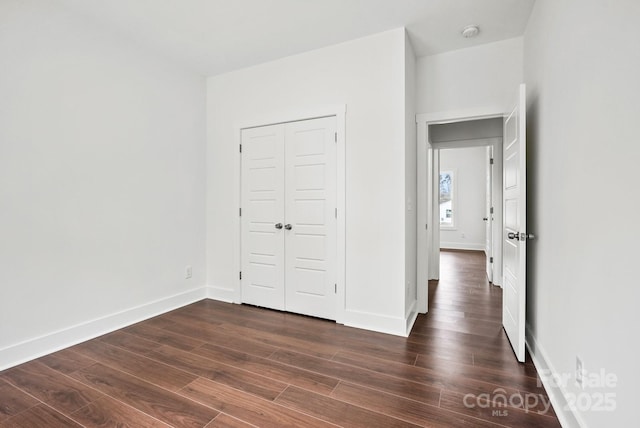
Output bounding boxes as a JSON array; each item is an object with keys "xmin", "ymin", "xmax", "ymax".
[
  {"xmin": 233, "ymin": 105, "xmax": 347, "ymax": 324},
  {"xmin": 416, "ymin": 107, "xmax": 505, "ymax": 313},
  {"xmin": 485, "ymin": 145, "xmax": 494, "ymax": 283}
]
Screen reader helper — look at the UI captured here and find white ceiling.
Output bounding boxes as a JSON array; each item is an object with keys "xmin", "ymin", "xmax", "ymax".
[{"xmin": 58, "ymin": 0, "xmax": 536, "ymax": 76}]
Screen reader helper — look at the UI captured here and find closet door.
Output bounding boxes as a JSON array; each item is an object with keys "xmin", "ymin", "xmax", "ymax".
[
  {"xmin": 284, "ymin": 117, "xmax": 337, "ymax": 320},
  {"xmin": 241, "ymin": 125, "xmax": 285, "ymax": 310}
]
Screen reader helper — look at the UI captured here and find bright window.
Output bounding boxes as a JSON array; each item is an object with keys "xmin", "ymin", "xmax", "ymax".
[{"xmin": 440, "ymin": 170, "xmax": 455, "ymax": 228}]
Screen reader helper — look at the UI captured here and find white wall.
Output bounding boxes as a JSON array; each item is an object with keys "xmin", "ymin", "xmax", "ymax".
[
  {"xmin": 524, "ymin": 1, "xmax": 639, "ymax": 426},
  {"xmin": 417, "ymin": 37, "xmax": 523, "ymax": 114},
  {"xmin": 404, "ymin": 33, "xmax": 417, "ymax": 318},
  {"xmin": 0, "ymin": 0, "xmax": 206, "ymax": 369},
  {"xmin": 207, "ymin": 28, "xmax": 415, "ymax": 335},
  {"xmin": 439, "ymin": 147, "xmax": 487, "ymax": 251}
]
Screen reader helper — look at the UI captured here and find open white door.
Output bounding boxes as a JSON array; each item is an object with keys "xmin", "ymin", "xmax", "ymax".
[{"xmin": 503, "ymin": 83, "xmax": 529, "ymax": 362}]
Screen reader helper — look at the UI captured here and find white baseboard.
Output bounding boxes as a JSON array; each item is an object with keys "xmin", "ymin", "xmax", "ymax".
[
  {"xmin": 440, "ymin": 242, "xmax": 485, "ymax": 251},
  {"xmin": 526, "ymin": 325, "xmax": 585, "ymax": 428},
  {"xmin": 206, "ymin": 285, "xmax": 237, "ymax": 303},
  {"xmin": 417, "ymin": 282, "xmax": 428, "ymax": 313},
  {"xmin": 405, "ymin": 299, "xmax": 419, "ymax": 335},
  {"xmin": 0, "ymin": 287, "xmax": 207, "ymax": 371},
  {"xmin": 205, "ymin": 285, "xmax": 418, "ymax": 338},
  {"xmin": 343, "ymin": 308, "xmax": 411, "ymax": 337}
]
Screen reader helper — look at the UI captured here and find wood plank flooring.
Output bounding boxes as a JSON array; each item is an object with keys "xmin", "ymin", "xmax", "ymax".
[{"xmin": 0, "ymin": 250, "xmax": 560, "ymax": 427}]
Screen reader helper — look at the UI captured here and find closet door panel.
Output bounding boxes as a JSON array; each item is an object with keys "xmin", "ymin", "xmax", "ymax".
[
  {"xmin": 284, "ymin": 117, "xmax": 337, "ymax": 320},
  {"xmin": 241, "ymin": 125, "xmax": 285, "ymax": 310}
]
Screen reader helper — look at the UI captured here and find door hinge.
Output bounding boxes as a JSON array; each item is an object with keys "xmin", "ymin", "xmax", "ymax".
[
  {"xmin": 239, "ymin": 207, "xmax": 242, "ymax": 216},
  {"xmin": 334, "ymin": 284, "xmax": 337, "ymax": 293},
  {"xmin": 490, "ymin": 207, "xmax": 494, "ymax": 214},
  {"xmin": 490, "ymin": 158, "xmax": 494, "ymax": 165},
  {"xmin": 425, "ymin": 223, "xmax": 428, "ymax": 230},
  {"xmin": 490, "ymin": 257, "xmax": 494, "ymax": 263},
  {"xmin": 239, "ymin": 271, "xmax": 242, "ymax": 280},
  {"xmin": 239, "ymin": 144, "xmax": 242, "ymax": 153},
  {"xmin": 334, "ymin": 132, "xmax": 337, "ymax": 143},
  {"xmin": 335, "ymin": 208, "xmax": 337, "ymax": 218}
]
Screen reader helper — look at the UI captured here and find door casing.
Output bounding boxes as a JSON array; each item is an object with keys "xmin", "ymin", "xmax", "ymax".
[{"xmin": 486, "ymin": 145, "xmax": 494, "ymax": 282}]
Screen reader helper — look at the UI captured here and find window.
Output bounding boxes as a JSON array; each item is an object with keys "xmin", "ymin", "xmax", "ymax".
[{"xmin": 440, "ymin": 170, "xmax": 455, "ymax": 228}]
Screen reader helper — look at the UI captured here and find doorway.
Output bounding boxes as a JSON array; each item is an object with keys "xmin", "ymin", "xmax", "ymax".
[
  {"xmin": 417, "ymin": 86, "xmax": 528, "ymax": 362},
  {"xmin": 416, "ymin": 112, "xmax": 504, "ymax": 314},
  {"xmin": 430, "ymin": 118, "xmax": 503, "ymax": 287},
  {"xmin": 437, "ymin": 146, "xmax": 489, "ymax": 255}
]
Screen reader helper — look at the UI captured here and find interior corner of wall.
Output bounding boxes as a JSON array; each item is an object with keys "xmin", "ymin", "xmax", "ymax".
[{"xmin": 206, "ymin": 284, "xmax": 237, "ymax": 303}]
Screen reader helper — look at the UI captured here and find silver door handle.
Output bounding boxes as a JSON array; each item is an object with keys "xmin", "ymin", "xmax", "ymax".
[
  {"xmin": 508, "ymin": 232, "xmax": 535, "ymax": 241},
  {"xmin": 483, "ymin": 217, "xmax": 489, "ymax": 221},
  {"xmin": 275, "ymin": 223, "xmax": 283, "ymax": 229},
  {"xmin": 284, "ymin": 224, "xmax": 292, "ymax": 230}
]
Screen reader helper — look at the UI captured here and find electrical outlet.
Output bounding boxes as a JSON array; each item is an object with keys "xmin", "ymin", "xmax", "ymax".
[
  {"xmin": 461, "ymin": 232, "xmax": 465, "ymax": 238},
  {"xmin": 576, "ymin": 356, "xmax": 584, "ymax": 388},
  {"xmin": 185, "ymin": 265, "xmax": 192, "ymax": 279}
]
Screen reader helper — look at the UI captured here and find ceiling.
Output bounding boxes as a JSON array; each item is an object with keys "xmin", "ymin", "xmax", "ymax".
[{"xmin": 58, "ymin": 0, "xmax": 536, "ymax": 76}]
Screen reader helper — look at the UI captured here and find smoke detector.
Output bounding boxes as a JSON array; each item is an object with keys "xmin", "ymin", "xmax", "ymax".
[{"xmin": 461, "ymin": 25, "xmax": 480, "ymax": 38}]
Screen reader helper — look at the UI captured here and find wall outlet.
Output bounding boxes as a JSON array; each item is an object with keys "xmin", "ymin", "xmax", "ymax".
[
  {"xmin": 461, "ymin": 232, "xmax": 465, "ymax": 238},
  {"xmin": 576, "ymin": 356, "xmax": 584, "ymax": 388},
  {"xmin": 185, "ymin": 265, "xmax": 192, "ymax": 279}
]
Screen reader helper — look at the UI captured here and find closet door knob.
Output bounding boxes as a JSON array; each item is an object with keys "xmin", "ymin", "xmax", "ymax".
[
  {"xmin": 275, "ymin": 223, "xmax": 283, "ymax": 229},
  {"xmin": 284, "ymin": 224, "xmax": 292, "ymax": 230}
]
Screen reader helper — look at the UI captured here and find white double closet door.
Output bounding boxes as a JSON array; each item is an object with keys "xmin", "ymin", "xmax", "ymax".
[{"xmin": 241, "ymin": 116, "xmax": 337, "ymax": 320}]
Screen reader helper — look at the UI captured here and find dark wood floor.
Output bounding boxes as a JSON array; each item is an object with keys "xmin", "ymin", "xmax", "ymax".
[{"xmin": 0, "ymin": 250, "xmax": 560, "ymax": 427}]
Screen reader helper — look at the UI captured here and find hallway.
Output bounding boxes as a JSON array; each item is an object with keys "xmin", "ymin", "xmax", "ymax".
[{"xmin": 412, "ymin": 249, "xmax": 559, "ymax": 426}]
